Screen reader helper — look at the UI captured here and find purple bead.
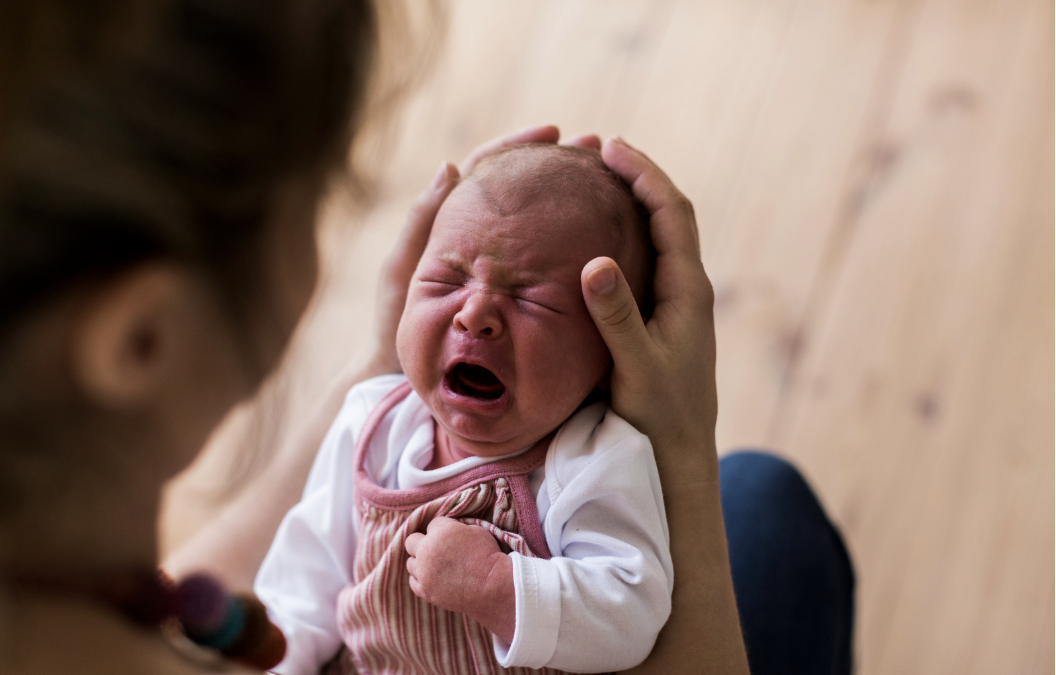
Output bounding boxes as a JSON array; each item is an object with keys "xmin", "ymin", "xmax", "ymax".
[{"xmin": 176, "ymin": 573, "xmax": 229, "ymax": 633}]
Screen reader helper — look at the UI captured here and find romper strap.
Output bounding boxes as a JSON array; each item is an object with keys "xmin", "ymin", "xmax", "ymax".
[
  {"xmin": 351, "ymin": 380, "xmax": 414, "ymax": 493},
  {"xmin": 351, "ymin": 379, "xmax": 554, "ymax": 559},
  {"xmin": 352, "ymin": 381, "xmax": 551, "ymax": 514}
]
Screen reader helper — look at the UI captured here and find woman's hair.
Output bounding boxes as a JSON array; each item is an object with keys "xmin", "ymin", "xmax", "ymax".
[
  {"xmin": 0, "ymin": 0, "xmax": 378, "ymax": 333},
  {"xmin": 0, "ymin": 0, "xmax": 389, "ymax": 522}
]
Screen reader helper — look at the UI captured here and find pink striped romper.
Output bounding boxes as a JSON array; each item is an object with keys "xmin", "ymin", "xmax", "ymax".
[{"xmin": 329, "ymin": 381, "xmax": 573, "ymax": 675}]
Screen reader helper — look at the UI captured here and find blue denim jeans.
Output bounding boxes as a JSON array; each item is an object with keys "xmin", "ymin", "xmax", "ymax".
[{"xmin": 720, "ymin": 451, "xmax": 855, "ymax": 675}]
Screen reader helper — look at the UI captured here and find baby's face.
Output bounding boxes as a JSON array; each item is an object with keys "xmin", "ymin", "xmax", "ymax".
[{"xmin": 396, "ymin": 184, "xmax": 616, "ymax": 459}]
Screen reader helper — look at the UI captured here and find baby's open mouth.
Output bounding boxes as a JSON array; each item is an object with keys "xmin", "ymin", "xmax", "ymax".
[{"xmin": 447, "ymin": 363, "xmax": 505, "ymax": 400}]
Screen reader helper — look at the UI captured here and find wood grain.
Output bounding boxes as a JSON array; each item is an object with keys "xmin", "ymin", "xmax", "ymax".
[{"xmin": 160, "ymin": 1, "xmax": 1055, "ymax": 672}]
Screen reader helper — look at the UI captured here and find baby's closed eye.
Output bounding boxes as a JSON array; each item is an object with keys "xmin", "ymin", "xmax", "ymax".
[
  {"xmin": 513, "ymin": 287, "xmax": 569, "ymax": 315},
  {"xmin": 420, "ymin": 277, "xmax": 461, "ymax": 287},
  {"xmin": 418, "ymin": 266, "xmax": 466, "ymax": 289}
]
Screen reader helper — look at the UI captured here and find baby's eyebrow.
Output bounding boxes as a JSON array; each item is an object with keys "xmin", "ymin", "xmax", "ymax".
[
  {"xmin": 507, "ymin": 273, "xmax": 554, "ymax": 288},
  {"xmin": 428, "ymin": 253, "xmax": 568, "ymax": 290},
  {"xmin": 428, "ymin": 254, "xmax": 468, "ymax": 271}
]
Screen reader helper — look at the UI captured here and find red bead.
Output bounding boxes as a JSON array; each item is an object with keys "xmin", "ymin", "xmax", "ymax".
[
  {"xmin": 225, "ymin": 593, "xmax": 270, "ymax": 657},
  {"xmin": 235, "ymin": 623, "xmax": 288, "ymax": 671}
]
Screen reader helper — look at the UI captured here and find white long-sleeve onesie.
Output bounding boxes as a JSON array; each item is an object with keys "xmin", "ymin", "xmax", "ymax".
[{"xmin": 255, "ymin": 375, "xmax": 673, "ymax": 674}]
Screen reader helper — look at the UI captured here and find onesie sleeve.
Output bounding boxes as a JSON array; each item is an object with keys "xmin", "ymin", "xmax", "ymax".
[
  {"xmin": 494, "ymin": 404, "xmax": 673, "ymax": 672},
  {"xmin": 254, "ymin": 375, "xmax": 405, "ymax": 675}
]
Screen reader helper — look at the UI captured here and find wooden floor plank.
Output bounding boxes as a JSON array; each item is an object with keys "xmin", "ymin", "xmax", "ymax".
[
  {"xmin": 693, "ymin": 0, "xmax": 909, "ymax": 454},
  {"xmin": 384, "ymin": 0, "xmax": 679, "ymax": 196},
  {"xmin": 626, "ymin": 0, "xmax": 802, "ymax": 253},
  {"xmin": 769, "ymin": 0, "xmax": 1054, "ymax": 671}
]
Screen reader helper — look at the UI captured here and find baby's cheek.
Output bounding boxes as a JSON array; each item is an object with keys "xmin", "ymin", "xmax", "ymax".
[
  {"xmin": 566, "ymin": 313, "xmax": 612, "ymax": 368},
  {"xmin": 397, "ymin": 303, "xmax": 437, "ymax": 378},
  {"xmin": 532, "ymin": 323, "xmax": 608, "ymax": 398},
  {"xmin": 395, "ymin": 313, "xmax": 415, "ymax": 372}
]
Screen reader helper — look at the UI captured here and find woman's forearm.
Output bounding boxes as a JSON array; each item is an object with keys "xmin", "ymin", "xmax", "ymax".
[
  {"xmin": 581, "ymin": 137, "xmax": 748, "ymax": 674},
  {"xmin": 626, "ymin": 437, "xmax": 749, "ymax": 675},
  {"xmin": 162, "ymin": 353, "xmax": 389, "ymax": 589}
]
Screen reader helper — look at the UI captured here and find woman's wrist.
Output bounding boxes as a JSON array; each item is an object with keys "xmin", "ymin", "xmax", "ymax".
[{"xmin": 649, "ymin": 426, "xmax": 719, "ymax": 486}]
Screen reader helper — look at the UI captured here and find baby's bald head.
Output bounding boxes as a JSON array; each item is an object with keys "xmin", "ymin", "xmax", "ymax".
[{"xmin": 459, "ymin": 144, "xmax": 654, "ymax": 314}]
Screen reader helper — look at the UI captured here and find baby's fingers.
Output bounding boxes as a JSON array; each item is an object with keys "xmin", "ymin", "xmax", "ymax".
[
  {"xmin": 405, "ymin": 531, "xmax": 425, "ymax": 558},
  {"xmin": 407, "ymin": 568, "xmax": 428, "ymax": 601}
]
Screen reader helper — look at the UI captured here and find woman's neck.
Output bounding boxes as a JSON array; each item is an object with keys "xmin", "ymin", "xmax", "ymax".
[
  {"xmin": 2, "ymin": 469, "xmax": 160, "ymax": 579},
  {"xmin": 0, "ymin": 587, "xmax": 206, "ymax": 675}
]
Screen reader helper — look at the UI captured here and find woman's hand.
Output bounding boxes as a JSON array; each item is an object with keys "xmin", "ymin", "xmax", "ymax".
[
  {"xmin": 365, "ymin": 159, "xmax": 459, "ymax": 375},
  {"xmin": 584, "ymin": 138, "xmax": 749, "ymax": 675},
  {"xmin": 580, "ymin": 137, "xmax": 718, "ymax": 481}
]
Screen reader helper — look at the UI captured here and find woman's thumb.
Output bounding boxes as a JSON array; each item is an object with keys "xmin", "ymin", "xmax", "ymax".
[{"xmin": 581, "ymin": 258, "xmax": 649, "ymax": 359}]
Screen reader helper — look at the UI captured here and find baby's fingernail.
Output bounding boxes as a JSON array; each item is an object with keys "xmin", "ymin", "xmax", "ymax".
[
  {"xmin": 432, "ymin": 161, "xmax": 449, "ymax": 189},
  {"xmin": 611, "ymin": 135, "xmax": 627, "ymax": 146},
  {"xmin": 587, "ymin": 266, "xmax": 618, "ymax": 295}
]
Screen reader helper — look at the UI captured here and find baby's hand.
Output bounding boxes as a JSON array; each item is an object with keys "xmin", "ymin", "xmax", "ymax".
[{"xmin": 405, "ymin": 516, "xmax": 516, "ymax": 644}]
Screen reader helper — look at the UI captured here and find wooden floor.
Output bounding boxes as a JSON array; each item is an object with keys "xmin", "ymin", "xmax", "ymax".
[{"xmin": 162, "ymin": 1, "xmax": 1055, "ymax": 673}]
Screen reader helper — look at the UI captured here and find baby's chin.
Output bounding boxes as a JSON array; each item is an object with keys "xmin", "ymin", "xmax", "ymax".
[{"xmin": 433, "ymin": 414, "xmax": 547, "ymax": 459}]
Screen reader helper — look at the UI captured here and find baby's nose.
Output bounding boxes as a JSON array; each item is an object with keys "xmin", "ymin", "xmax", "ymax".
[{"xmin": 453, "ymin": 293, "xmax": 503, "ymax": 339}]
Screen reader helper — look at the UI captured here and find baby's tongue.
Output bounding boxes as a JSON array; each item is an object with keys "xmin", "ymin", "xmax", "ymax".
[{"xmin": 453, "ymin": 363, "xmax": 504, "ymax": 399}]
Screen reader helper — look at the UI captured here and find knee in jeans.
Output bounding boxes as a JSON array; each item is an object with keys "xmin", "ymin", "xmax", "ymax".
[{"xmin": 720, "ymin": 450, "xmax": 814, "ymax": 512}]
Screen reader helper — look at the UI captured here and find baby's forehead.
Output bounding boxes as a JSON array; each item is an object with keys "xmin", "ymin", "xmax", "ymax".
[
  {"xmin": 438, "ymin": 179, "xmax": 622, "ymax": 257},
  {"xmin": 432, "ymin": 185, "xmax": 616, "ymax": 270},
  {"xmin": 434, "ymin": 145, "xmax": 652, "ymax": 308},
  {"xmin": 459, "ymin": 147, "xmax": 629, "ymax": 234},
  {"xmin": 467, "ymin": 146, "xmax": 612, "ymax": 207}
]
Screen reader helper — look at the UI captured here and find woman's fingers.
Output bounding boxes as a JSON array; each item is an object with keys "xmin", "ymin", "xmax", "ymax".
[
  {"xmin": 459, "ymin": 126, "xmax": 602, "ymax": 175},
  {"xmin": 593, "ymin": 136, "xmax": 719, "ymax": 447},
  {"xmin": 601, "ymin": 137, "xmax": 700, "ymax": 255},
  {"xmin": 372, "ymin": 161, "xmax": 460, "ymax": 373},
  {"xmin": 562, "ymin": 134, "xmax": 602, "ymax": 150},
  {"xmin": 394, "ymin": 162, "xmax": 460, "ymax": 271},
  {"xmin": 581, "ymin": 257, "xmax": 650, "ymax": 376},
  {"xmin": 459, "ymin": 125, "xmax": 561, "ymax": 176},
  {"xmin": 600, "ymin": 136, "xmax": 709, "ymax": 314}
]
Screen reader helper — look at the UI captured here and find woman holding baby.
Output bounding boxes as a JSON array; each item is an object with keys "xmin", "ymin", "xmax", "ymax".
[{"xmin": 0, "ymin": 1, "xmax": 852, "ymax": 674}]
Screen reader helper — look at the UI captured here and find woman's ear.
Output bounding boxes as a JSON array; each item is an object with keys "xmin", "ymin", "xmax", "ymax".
[{"xmin": 70, "ymin": 265, "xmax": 189, "ymax": 409}]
